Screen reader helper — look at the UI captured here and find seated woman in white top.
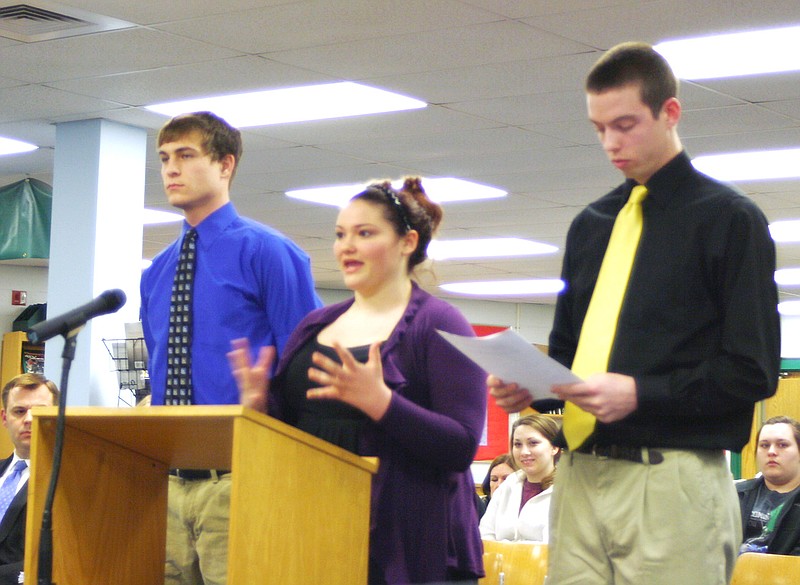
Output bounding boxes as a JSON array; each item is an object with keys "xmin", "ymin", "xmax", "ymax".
[{"xmin": 480, "ymin": 414, "xmax": 561, "ymax": 542}]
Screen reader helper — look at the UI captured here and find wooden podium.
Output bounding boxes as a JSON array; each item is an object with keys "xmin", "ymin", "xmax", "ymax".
[{"xmin": 25, "ymin": 406, "xmax": 378, "ymax": 584}]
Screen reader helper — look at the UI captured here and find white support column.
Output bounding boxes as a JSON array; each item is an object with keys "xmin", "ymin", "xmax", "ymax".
[{"xmin": 44, "ymin": 119, "xmax": 146, "ymax": 406}]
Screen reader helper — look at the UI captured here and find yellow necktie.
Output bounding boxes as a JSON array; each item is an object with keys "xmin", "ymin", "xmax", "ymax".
[{"xmin": 563, "ymin": 185, "xmax": 648, "ymax": 450}]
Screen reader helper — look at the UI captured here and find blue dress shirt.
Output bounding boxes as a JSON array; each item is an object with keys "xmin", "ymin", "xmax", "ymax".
[{"xmin": 141, "ymin": 202, "xmax": 321, "ymax": 406}]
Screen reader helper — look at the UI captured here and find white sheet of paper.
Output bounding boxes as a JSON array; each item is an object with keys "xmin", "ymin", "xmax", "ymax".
[{"xmin": 437, "ymin": 329, "xmax": 581, "ymax": 401}]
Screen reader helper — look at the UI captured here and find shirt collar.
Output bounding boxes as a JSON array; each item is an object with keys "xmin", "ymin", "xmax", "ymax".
[
  {"xmin": 9, "ymin": 453, "xmax": 29, "ymax": 469},
  {"xmin": 180, "ymin": 202, "xmax": 238, "ymax": 249},
  {"xmin": 627, "ymin": 151, "xmax": 693, "ymax": 204}
]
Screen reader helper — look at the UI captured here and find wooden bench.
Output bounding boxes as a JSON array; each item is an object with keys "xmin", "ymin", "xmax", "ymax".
[
  {"xmin": 480, "ymin": 540, "xmax": 548, "ymax": 585},
  {"xmin": 730, "ymin": 552, "xmax": 800, "ymax": 585}
]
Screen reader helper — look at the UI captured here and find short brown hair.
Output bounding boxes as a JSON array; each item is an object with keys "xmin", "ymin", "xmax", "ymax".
[
  {"xmin": 2, "ymin": 373, "xmax": 59, "ymax": 409},
  {"xmin": 761, "ymin": 415, "xmax": 800, "ymax": 448},
  {"xmin": 157, "ymin": 111, "xmax": 243, "ymax": 181},
  {"xmin": 586, "ymin": 41, "xmax": 678, "ymax": 119},
  {"xmin": 481, "ymin": 453, "xmax": 515, "ymax": 497}
]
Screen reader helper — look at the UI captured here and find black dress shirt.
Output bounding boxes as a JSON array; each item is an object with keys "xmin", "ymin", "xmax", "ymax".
[{"xmin": 547, "ymin": 151, "xmax": 781, "ymax": 451}]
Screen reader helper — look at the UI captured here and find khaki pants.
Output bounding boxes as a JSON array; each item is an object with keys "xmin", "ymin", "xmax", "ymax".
[
  {"xmin": 165, "ymin": 474, "xmax": 231, "ymax": 585},
  {"xmin": 546, "ymin": 449, "xmax": 740, "ymax": 585}
]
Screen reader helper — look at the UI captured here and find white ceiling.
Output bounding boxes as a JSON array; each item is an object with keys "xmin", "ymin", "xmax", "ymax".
[{"xmin": 2, "ymin": 0, "xmax": 800, "ymax": 306}]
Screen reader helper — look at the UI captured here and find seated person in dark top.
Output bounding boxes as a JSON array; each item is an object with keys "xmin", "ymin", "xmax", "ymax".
[
  {"xmin": 479, "ymin": 453, "xmax": 515, "ymax": 519},
  {"xmin": 738, "ymin": 416, "xmax": 800, "ymax": 555},
  {"xmin": 0, "ymin": 373, "xmax": 59, "ymax": 585}
]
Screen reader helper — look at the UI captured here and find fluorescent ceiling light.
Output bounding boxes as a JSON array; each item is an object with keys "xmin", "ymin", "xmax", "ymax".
[
  {"xmin": 775, "ymin": 268, "xmax": 800, "ymax": 286},
  {"xmin": 143, "ymin": 208, "xmax": 183, "ymax": 225},
  {"xmin": 655, "ymin": 26, "xmax": 800, "ymax": 80},
  {"xmin": 286, "ymin": 177, "xmax": 506, "ymax": 208},
  {"xmin": 428, "ymin": 238, "xmax": 557, "ymax": 261},
  {"xmin": 440, "ymin": 279, "xmax": 565, "ymax": 296},
  {"xmin": 692, "ymin": 149, "xmax": 800, "ymax": 182},
  {"xmin": 287, "ymin": 183, "xmax": 363, "ymax": 207},
  {"xmin": 423, "ymin": 178, "xmax": 507, "ymax": 203},
  {"xmin": 145, "ymin": 82, "xmax": 426, "ymax": 127},
  {"xmin": 779, "ymin": 301, "xmax": 800, "ymax": 316},
  {"xmin": 0, "ymin": 137, "xmax": 37, "ymax": 156},
  {"xmin": 770, "ymin": 220, "xmax": 800, "ymax": 243}
]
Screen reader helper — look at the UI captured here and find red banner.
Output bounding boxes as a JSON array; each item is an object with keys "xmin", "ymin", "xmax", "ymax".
[{"xmin": 472, "ymin": 325, "xmax": 510, "ymax": 461}]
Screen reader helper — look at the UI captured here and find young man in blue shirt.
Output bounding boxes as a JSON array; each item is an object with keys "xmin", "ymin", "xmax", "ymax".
[{"xmin": 140, "ymin": 111, "xmax": 320, "ymax": 585}]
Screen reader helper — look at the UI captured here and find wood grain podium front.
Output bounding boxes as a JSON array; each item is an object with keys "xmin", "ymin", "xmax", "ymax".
[{"xmin": 25, "ymin": 406, "xmax": 378, "ymax": 584}]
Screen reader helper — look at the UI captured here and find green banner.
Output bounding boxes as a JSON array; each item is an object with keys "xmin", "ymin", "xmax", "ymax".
[{"xmin": 0, "ymin": 178, "xmax": 52, "ymax": 261}]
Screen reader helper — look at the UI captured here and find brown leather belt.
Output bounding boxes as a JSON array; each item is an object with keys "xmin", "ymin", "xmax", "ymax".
[{"xmin": 576, "ymin": 444, "xmax": 664, "ymax": 465}]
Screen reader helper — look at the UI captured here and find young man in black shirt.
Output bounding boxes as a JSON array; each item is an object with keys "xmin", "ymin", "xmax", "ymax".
[{"xmin": 489, "ymin": 42, "xmax": 781, "ymax": 585}]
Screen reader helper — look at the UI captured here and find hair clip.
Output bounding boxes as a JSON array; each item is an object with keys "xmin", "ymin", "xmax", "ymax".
[{"xmin": 373, "ymin": 184, "xmax": 412, "ymax": 232}]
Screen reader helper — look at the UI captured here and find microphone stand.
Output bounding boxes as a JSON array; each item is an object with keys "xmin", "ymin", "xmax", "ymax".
[{"xmin": 38, "ymin": 328, "xmax": 81, "ymax": 585}]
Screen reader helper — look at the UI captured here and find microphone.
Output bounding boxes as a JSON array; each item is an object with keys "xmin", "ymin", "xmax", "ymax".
[{"xmin": 27, "ymin": 289, "xmax": 127, "ymax": 343}]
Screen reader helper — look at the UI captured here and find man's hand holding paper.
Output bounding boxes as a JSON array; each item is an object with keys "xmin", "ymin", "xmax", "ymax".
[
  {"xmin": 551, "ymin": 372, "xmax": 638, "ymax": 423},
  {"xmin": 487, "ymin": 374, "xmax": 538, "ymax": 413},
  {"xmin": 437, "ymin": 329, "xmax": 580, "ymax": 413}
]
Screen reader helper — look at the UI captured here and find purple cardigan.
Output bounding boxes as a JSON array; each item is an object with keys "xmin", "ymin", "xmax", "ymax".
[{"xmin": 270, "ymin": 283, "xmax": 486, "ymax": 583}]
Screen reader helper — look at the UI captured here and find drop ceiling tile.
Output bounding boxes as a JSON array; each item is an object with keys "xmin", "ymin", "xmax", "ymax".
[{"xmin": 0, "ymin": 27, "xmax": 239, "ymax": 84}]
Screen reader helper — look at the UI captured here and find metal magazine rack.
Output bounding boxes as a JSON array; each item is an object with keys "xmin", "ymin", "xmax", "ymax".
[{"xmin": 103, "ymin": 323, "xmax": 150, "ymax": 406}]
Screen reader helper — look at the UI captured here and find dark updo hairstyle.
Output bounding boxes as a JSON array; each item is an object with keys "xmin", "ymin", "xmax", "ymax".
[{"xmin": 351, "ymin": 177, "xmax": 443, "ymax": 272}]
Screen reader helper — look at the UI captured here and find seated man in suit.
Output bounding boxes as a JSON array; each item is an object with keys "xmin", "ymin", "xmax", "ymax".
[
  {"xmin": 738, "ymin": 415, "xmax": 800, "ymax": 555},
  {"xmin": 0, "ymin": 373, "xmax": 59, "ymax": 584}
]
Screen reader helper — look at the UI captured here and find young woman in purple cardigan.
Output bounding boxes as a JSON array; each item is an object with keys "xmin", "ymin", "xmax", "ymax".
[{"xmin": 229, "ymin": 178, "xmax": 487, "ymax": 584}]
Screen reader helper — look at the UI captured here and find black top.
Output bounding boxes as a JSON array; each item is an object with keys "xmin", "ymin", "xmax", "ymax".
[
  {"xmin": 738, "ymin": 477, "xmax": 800, "ymax": 556},
  {"xmin": 741, "ymin": 482, "xmax": 795, "ymax": 542},
  {"xmin": 546, "ymin": 151, "xmax": 781, "ymax": 451},
  {"xmin": 281, "ymin": 337, "xmax": 370, "ymax": 454}
]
